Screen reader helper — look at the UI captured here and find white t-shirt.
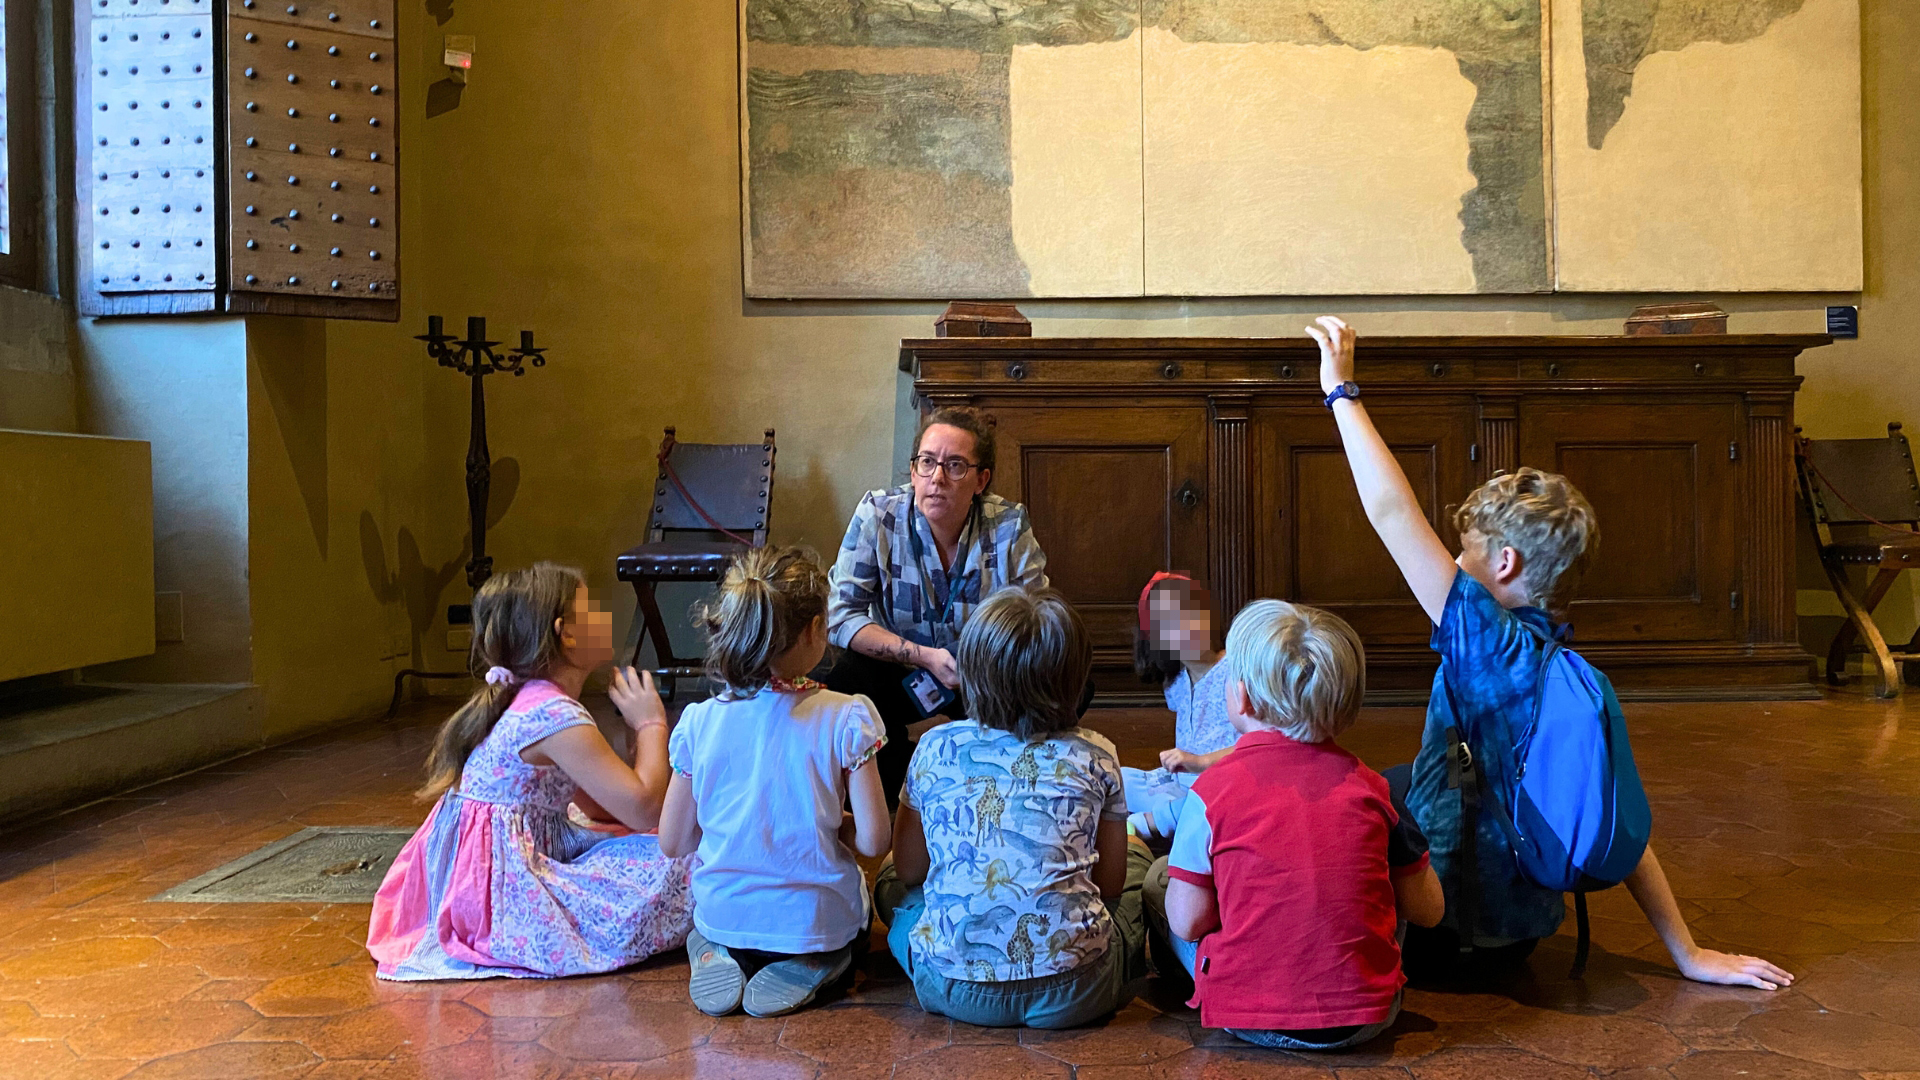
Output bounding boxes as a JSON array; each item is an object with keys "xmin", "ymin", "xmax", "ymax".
[{"xmin": 668, "ymin": 685, "xmax": 886, "ymax": 954}]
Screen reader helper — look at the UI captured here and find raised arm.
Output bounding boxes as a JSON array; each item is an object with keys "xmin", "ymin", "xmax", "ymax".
[{"xmin": 1309, "ymin": 316, "xmax": 1458, "ymax": 624}]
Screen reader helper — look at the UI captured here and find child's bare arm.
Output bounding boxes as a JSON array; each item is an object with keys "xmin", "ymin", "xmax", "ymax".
[
  {"xmin": 1625, "ymin": 844, "xmax": 1793, "ymax": 990},
  {"xmin": 1393, "ymin": 864, "xmax": 1446, "ymax": 928},
  {"xmin": 1309, "ymin": 316, "xmax": 1458, "ymax": 624},
  {"xmin": 846, "ymin": 758, "xmax": 893, "ymax": 859},
  {"xmin": 1161, "ymin": 746, "xmax": 1232, "ymax": 774},
  {"xmin": 657, "ymin": 773, "xmax": 701, "ymax": 859},
  {"xmin": 523, "ymin": 721, "xmax": 670, "ymax": 833},
  {"xmin": 1091, "ymin": 818, "xmax": 1131, "ymax": 899},
  {"xmin": 1165, "ymin": 877, "xmax": 1220, "ymax": 942},
  {"xmin": 609, "ymin": 667, "xmax": 672, "ymax": 803},
  {"xmin": 891, "ymin": 802, "xmax": 931, "ymax": 886}
]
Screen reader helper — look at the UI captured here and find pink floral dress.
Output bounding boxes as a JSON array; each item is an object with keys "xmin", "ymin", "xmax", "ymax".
[{"xmin": 367, "ymin": 681, "xmax": 694, "ymax": 980}]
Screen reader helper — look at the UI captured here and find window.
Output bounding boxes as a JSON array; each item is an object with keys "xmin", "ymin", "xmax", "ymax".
[{"xmin": 0, "ymin": 0, "xmax": 42, "ymax": 289}]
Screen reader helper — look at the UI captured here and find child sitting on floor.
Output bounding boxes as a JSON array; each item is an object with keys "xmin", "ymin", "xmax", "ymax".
[
  {"xmin": 876, "ymin": 587, "xmax": 1154, "ymax": 1029},
  {"xmin": 658, "ymin": 546, "xmax": 892, "ymax": 1019},
  {"xmin": 367, "ymin": 563, "xmax": 693, "ymax": 981},
  {"xmin": 1308, "ymin": 313, "xmax": 1793, "ymax": 990},
  {"xmin": 1124, "ymin": 573, "xmax": 1237, "ymax": 841},
  {"xmin": 1147, "ymin": 599, "xmax": 1445, "ymax": 1050}
]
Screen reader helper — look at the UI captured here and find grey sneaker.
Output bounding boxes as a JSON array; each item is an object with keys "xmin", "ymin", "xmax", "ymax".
[
  {"xmin": 686, "ymin": 928, "xmax": 745, "ymax": 1016},
  {"xmin": 741, "ymin": 945, "xmax": 853, "ymax": 1018}
]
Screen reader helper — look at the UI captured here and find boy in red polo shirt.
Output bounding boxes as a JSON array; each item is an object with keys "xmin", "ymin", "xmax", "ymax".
[{"xmin": 1144, "ymin": 599, "xmax": 1445, "ymax": 1050}]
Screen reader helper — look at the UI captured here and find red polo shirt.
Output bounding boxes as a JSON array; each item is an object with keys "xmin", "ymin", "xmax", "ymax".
[{"xmin": 1167, "ymin": 730, "xmax": 1429, "ymax": 1030}]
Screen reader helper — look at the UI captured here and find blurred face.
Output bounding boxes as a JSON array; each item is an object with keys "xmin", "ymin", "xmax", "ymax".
[
  {"xmin": 1149, "ymin": 585, "xmax": 1211, "ymax": 660},
  {"xmin": 560, "ymin": 585, "xmax": 616, "ymax": 671},
  {"xmin": 911, "ymin": 424, "xmax": 990, "ymax": 533}
]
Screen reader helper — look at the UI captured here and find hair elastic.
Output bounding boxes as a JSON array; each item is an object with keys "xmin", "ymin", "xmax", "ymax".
[
  {"xmin": 1138, "ymin": 572, "xmax": 1193, "ymax": 636},
  {"xmin": 483, "ymin": 666, "xmax": 516, "ymax": 686}
]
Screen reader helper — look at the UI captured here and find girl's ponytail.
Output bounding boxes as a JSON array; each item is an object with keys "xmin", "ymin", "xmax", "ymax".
[
  {"xmin": 695, "ymin": 546, "xmax": 828, "ymax": 696},
  {"xmin": 416, "ymin": 562, "xmax": 584, "ymax": 799}
]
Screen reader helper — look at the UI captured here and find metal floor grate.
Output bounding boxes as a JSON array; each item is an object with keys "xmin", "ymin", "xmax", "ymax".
[{"xmin": 151, "ymin": 826, "xmax": 413, "ymax": 903}]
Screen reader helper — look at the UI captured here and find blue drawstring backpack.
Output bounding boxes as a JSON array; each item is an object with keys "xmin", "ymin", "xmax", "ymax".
[{"xmin": 1444, "ymin": 624, "xmax": 1652, "ymax": 977}]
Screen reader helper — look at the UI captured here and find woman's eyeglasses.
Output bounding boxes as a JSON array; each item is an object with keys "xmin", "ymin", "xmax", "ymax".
[{"xmin": 909, "ymin": 454, "xmax": 982, "ymax": 481}]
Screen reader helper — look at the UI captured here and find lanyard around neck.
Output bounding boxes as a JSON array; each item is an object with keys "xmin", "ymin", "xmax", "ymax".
[{"xmin": 910, "ymin": 497, "xmax": 976, "ymax": 626}]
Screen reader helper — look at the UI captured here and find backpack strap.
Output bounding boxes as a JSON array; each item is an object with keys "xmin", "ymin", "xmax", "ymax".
[{"xmin": 1443, "ymin": 724, "xmax": 1480, "ymax": 957}]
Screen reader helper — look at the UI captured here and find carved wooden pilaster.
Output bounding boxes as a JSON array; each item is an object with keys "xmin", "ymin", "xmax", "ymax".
[
  {"xmin": 1478, "ymin": 396, "xmax": 1519, "ymax": 481},
  {"xmin": 1745, "ymin": 394, "xmax": 1798, "ymax": 644},
  {"xmin": 1209, "ymin": 395, "xmax": 1253, "ymax": 620}
]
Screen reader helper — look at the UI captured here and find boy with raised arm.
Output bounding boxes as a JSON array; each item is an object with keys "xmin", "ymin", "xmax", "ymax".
[{"xmin": 1307, "ymin": 315, "xmax": 1793, "ymax": 990}]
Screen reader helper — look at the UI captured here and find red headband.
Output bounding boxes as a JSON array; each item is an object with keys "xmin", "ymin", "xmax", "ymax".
[{"xmin": 1138, "ymin": 572, "xmax": 1193, "ymax": 636}]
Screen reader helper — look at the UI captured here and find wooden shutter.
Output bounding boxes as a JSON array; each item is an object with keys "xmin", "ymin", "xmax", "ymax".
[
  {"xmin": 74, "ymin": 0, "xmax": 398, "ymax": 319},
  {"xmin": 76, "ymin": 0, "xmax": 220, "ymax": 314}
]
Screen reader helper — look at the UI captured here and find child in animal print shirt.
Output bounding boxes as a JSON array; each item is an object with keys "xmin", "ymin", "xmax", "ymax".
[{"xmin": 875, "ymin": 588, "xmax": 1153, "ymax": 1029}]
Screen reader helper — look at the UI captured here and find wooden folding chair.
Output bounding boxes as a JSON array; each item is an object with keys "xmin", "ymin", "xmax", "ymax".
[
  {"xmin": 615, "ymin": 428, "xmax": 775, "ymax": 699},
  {"xmin": 1794, "ymin": 423, "xmax": 1920, "ymax": 697}
]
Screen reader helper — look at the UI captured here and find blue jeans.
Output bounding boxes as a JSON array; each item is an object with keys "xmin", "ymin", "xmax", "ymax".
[
  {"xmin": 873, "ymin": 846, "xmax": 1150, "ymax": 1029},
  {"xmin": 1142, "ymin": 856, "xmax": 1403, "ymax": 1051}
]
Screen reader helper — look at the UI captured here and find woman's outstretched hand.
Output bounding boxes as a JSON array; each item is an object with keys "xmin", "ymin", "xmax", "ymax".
[
  {"xmin": 921, "ymin": 646, "xmax": 961, "ymax": 689},
  {"xmin": 610, "ymin": 666, "xmax": 667, "ymax": 733}
]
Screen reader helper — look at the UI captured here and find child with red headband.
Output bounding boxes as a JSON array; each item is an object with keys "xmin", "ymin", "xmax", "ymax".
[{"xmin": 1124, "ymin": 573, "xmax": 1239, "ymax": 842}]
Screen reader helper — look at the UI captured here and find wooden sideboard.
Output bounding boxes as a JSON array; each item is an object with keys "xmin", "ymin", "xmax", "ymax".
[{"xmin": 900, "ymin": 335, "xmax": 1832, "ymax": 701}]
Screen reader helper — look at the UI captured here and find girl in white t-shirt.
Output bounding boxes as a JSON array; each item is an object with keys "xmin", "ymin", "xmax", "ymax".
[{"xmin": 660, "ymin": 546, "xmax": 892, "ymax": 1018}]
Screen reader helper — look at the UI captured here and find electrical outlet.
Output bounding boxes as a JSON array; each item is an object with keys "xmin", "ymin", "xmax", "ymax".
[{"xmin": 447, "ymin": 628, "xmax": 473, "ymax": 652}]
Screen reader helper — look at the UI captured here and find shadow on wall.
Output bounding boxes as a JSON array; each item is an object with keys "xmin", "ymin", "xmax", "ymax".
[
  {"xmin": 252, "ymin": 318, "xmax": 330, "ymax": 557},
  {"xmin": 358, "ymin": 457, "xmax": 520, "ymax": 668},
  {"xmin": 426, "ymin": 80, "xmax": 465, "ymax": 119}
]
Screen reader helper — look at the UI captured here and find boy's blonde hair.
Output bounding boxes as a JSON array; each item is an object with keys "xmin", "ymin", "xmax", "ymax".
[
  {"xmin": 1452, "ymin": 467, "xmax": 1598, "ymax": 612},
  {"xmin": 1225, "ymin": 600, "xmax": 1365, "ymax": 744}
]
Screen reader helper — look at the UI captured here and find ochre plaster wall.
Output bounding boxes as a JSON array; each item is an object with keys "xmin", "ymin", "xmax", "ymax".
[
  {"xmin": 246, "ymin": 315, "xmax": 429, "ymax": 740},
  {"xmin": 319, "ymin": 0, "xmax": 1914, "ymax": 688}
]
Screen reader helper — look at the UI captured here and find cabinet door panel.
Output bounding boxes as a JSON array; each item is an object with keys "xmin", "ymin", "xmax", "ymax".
[
  {"xmin": 1255, "ymin": 404, "xmax": 1477, "ymax": 642},
  {"xmin": 1518, "ymin": 402, "xmax": 1741, "ymax": 642},
  {"xmin": 989, "ymin": 407, "xmax": 1210, "ymax": 655}
]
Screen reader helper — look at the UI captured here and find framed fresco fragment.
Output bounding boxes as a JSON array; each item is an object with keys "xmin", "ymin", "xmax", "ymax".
[
  {"xmin": 1550, "ymin": 0, "xmax": 1863, "ymax": 291},
  {"xmin": 739, "ymin": 0, "xmax": 1861, "ymax": 299}
]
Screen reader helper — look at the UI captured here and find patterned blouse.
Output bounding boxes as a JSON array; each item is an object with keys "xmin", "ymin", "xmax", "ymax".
[{"xmin": 828, "ymin": 487, "xmax": 1050, "ymax": 652}]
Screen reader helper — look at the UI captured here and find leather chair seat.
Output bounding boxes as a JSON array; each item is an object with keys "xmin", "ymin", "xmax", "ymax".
[
  {"xmin": 1827, "ymin": 531, "xmax": 1920, "ymax": 565},
  {"xmin": 616, "ymin": 537, "xmax": 746, "ymax": 580}
]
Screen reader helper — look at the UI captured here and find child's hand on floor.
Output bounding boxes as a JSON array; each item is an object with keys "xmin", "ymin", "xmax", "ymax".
[
  {"xmin": 1678, "ymin": 946, "xmax": 1795, "ymax": 991},
  {"xmin": 611, "ymin": 667, "xmax": 668, "ymax": 733}
]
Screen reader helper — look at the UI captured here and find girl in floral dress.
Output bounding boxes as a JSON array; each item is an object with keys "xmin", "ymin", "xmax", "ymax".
[{"xmin": 367, "ymin": 563, "xmax": 693, "ymax": 980}]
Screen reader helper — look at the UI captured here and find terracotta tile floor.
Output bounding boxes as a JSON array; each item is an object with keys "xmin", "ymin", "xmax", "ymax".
[{"xmin": 0, "ymin": 691, "xmax": 1915, "ymax": 1079}]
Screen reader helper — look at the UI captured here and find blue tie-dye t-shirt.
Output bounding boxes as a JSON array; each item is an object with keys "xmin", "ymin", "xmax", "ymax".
[
  {"xmin": 1407, "ymin": 571, "xmax": 1569, "ymax": 944},
  {"xmin": 903, "ymin": 721, "xmax": 1129, "ymax": 983}
]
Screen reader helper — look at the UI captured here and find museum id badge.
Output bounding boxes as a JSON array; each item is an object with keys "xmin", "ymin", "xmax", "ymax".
[{"xmin": 902, "ymin": 668, "xmax": 958, "ymax": 720}]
